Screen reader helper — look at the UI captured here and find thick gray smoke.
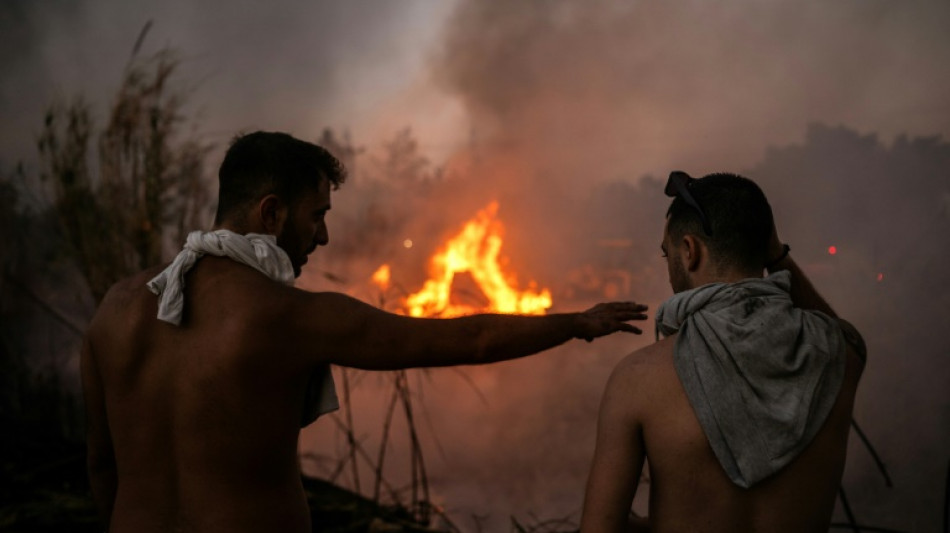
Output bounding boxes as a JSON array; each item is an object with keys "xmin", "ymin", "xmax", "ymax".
[{"xmin": 435, "ymin": 0, "xmax": 950, "ymax": 183}]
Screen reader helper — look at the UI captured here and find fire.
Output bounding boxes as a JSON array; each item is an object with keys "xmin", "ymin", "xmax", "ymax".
[
  {"xmin": 371, "ymin": 264, "xmax": 391, "ymax": 290},
  {"xmin": 373, "ymin": 202, "xmax": 552, "ymax": 318}
]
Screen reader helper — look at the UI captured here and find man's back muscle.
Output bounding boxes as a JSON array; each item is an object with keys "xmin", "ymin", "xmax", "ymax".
[
  {"xmin": 628, "ymin": 335, "xmax": 863, "ymax": 532},
  {"xmin": 87, "ymin": 258, "xmax": 314, "ymax": 532}
]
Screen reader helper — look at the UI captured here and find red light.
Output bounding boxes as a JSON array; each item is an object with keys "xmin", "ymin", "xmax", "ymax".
[
  {"xmin": 828, "ymin": 246, "xmax": 837, "ymax": 255},
  {"xmin": 877, "ymin": 273, "xmax": 884, "ymax": 282}
]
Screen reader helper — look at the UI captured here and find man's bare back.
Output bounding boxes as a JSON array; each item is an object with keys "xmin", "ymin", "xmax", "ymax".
[
  {"xmin": 581, "ymin": 172, "xmax": 865, "ymax": 532},
  {"xmin": 594, "ymin": 333, "xmax": 863, "ymax": 532},
  {"xmin": 85, "ymin": 259, "xmax": 323, "ymax": 532}
]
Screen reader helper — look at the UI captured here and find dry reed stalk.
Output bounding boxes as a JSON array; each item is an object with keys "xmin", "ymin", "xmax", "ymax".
[
  {"xmin": 37, "ymin": 23, "xmax": 211, "ymax": 304},
  {"xmin": 373, "ymin": 380, "xmax": 401, "ymax": 502}
]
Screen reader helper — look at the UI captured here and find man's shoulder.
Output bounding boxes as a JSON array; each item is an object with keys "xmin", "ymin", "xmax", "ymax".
[
  {"xmin": 834, "ymin": 317, "xmax": 867, "ymax": 365},
  {"xmin": 600, "ymin": 336, "xmax": 682, "ymax": 428},
  {"xmin": 799, "ymin": 308, "xmax": 866, "ymax": 356},
  {"xmin": 95, "ymin": 266, "xmax": 162, "ymax": 312},
  {"xmin": 91, "ymin": 265, "xmax": 166, "ymax": 327},
  {"xmin": 188, "ymin": 259, "xmax": 365, "ymax": 325},
  {"xmin": 607, "ymin": 336, "xmax": 678, "ymax": 395},
  {"xmin": 800, "ymin": 310, "xmax": 868, "ymax": 370},
  {"xmin": 615, "ymin": 335, "xmax": 677, "ymax": 373}
]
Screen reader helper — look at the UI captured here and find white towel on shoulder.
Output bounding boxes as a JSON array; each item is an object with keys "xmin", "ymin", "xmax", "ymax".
[
  {"xmin": 147, "ymin": 229, "xmax": 338, "ymax": 425},
  {"xmin": 147, "ymin": 230, "xmax": 295, "ymax": 325}
]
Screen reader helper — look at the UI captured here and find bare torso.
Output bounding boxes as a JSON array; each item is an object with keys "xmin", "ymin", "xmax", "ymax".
[
  {"xmin": 87, "ymin": 257, "xmax": 317, "ymax": 532},
  {"xmin": 85, "ymin": 255, "xmax": 648, "ymax": 532},
  {"xmin": 629, "ymin": 335, "xmax": 863, "ymax": 532}
]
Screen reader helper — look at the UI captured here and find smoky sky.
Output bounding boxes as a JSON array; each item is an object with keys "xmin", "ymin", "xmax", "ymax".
[
  {"xmin": 0, "ymin": 0, "xmax": 456, "ymax": 171},
  {"xmin": 435, "ymin": 0, "xmax": 950, "ymax": 182}
]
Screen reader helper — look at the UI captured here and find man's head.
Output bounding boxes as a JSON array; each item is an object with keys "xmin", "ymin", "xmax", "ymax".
[
  {"xmin": 662, "ymin": 172, "xmax": 773, "ymax": 293},
  {"xmin": 214, "ymin": 131, "xmax": 347, "ymax": 277}
]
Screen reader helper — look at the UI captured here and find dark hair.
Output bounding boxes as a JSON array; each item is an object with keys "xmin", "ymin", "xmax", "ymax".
[
  {"xmin": 214, "ymin": 131, "xmax": 347, "ymax": 224},
  {"xmin": 666, "ymin": 173, "xmax": 773, "ymax": 272}
]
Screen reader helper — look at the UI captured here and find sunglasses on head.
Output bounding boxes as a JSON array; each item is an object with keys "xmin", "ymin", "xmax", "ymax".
[{"xmin": 665, "ymin": 171, "xmax": 713, "ymax": 236}]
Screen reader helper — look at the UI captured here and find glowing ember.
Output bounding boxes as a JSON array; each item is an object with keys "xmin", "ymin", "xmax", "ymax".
[
  {"xmin": 374, "ymin": 202, "xmax": 553, "ymax": 318},
  {"xmin": 371, "ymin": 264, "xmax": 391, "ymax": 290}
]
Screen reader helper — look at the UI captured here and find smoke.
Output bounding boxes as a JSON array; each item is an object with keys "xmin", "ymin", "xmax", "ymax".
[
  {"xmin": 434, "ymin": 0, "xmax": 950, "ymax": 182},
  {"xmin": 299, "ymin": 1, "xmax": 950, "ymax": 531},
  {"xmin": 4, "ymin": 1, "xmax": 949, "ymax": 531},
  {"xmin": 0, "ymin": 0, "xmax": 459, "ymax": 170}
]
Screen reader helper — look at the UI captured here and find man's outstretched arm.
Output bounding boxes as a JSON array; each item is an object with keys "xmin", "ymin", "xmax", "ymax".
[
  {"xmin": 766, "ymin": 222, "xmax": 867, "ymax": 362},
  {"xmin": 80, "ymin": 336, "xmax": 116, "ymax": 528},
  {"xmin": 289, "ymin": 292, "xmax": 648, "ymax": 371},
  {"xmin": 581, "ymin": 359, "xmax": 647, "ymax": 533}
]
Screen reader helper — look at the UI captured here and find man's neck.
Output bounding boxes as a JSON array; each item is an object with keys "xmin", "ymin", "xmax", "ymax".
[
  {"xmin": 212, "ymin": 221, "xmax": 265, "ymax": 236},
  {"xmin": 689, "ymin": 268, "xmax": 763, "ymax": 289}
]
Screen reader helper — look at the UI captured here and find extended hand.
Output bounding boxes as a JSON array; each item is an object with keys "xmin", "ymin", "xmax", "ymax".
[{"xmin": 575, "ymin": 302, "xmax": 649, "ymax": 342}]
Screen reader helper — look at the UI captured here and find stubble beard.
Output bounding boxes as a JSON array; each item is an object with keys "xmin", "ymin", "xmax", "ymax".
[{"xmin": 669, "ymin": 256, "xmax": 690, "ymax": 294}]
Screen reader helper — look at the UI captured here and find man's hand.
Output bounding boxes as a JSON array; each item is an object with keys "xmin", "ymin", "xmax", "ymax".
[
  {"xmin": 575, "ymin": 302, "xmax": 649, "ymax": 342},
  {"xmin": 764, "ymin": 212, "xmax": 837, "ymax": 317}
]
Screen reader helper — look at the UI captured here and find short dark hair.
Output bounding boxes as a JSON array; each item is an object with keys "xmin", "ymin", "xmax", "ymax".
[
  {"xmin": 666, "ymin": 173, "xmax": 773, "ymax": 272},
  {"xmin": 215, "ymin": 131, "xmax": 347, "ymax": 224}
]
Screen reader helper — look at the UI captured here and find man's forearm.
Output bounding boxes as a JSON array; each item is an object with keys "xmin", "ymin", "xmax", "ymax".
[
  {"xmin": 463, "ymin": 312, "xmax": 580, "ymax": 365},
  {"xmin": 343, "ymin": 310, "xmax": 586, "ymax": 371},
  {"xmin": 463, "ymin": 301, "xmax": 645, "ymax": 365},
  {"xmin": 439, "ymin": 301, "xmax": 645, "ymax": 367}
]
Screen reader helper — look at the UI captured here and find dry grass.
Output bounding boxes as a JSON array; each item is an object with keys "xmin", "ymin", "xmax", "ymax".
[{"xmin": 36, "ymin": 25, "xmax": 211, "ymax": 303}]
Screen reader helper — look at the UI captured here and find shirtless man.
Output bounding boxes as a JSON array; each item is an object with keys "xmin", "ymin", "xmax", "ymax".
[
  {"xmin": 580, "ymin": 172, "xmax": 866, "ymax": 532},
  {"xmin": 81, "ymin": 131, "xmax": 648, "ymax": 532}
]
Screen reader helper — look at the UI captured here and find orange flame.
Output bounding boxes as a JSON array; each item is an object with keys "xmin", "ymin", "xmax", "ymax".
[
  {"xmin": 371, "ymin": 264, "xmax": 391, "ymax": 290},
  {"xmin": 373, "ymin": 202, "xmax": 552, "ymax": 318}
]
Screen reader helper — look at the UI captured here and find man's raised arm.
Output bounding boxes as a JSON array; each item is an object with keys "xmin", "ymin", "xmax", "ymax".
[
  {"xmin": 765, "ymin": 223, "xmax": 837, "ymax": 317},
  {"xmin": 766, "ymin": 222, "xmax": 867, "ymax": 360},
  {"xmin": 288, "ymin": 291, "xmax": 649, "ymax": 371}
]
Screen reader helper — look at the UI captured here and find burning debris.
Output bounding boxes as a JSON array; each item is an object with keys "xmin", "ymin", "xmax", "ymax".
[{"xmin": 372, "ymin": 202, "xmax": 553, "ymax": 318}]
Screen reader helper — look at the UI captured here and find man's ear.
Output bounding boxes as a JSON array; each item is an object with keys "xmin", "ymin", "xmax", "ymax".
[
  {"xmin": 683, "ymin": 235, "xmax": 702, "ymax": 272},
  {"xmin": 258, "ymin": 194, "xmax": 288, "ymax": 234}
]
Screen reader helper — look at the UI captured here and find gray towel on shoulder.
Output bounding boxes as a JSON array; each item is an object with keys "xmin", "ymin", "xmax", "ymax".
[{"xmin": 655, "ymin": 270, "xmax": 846, "ymax": 488}]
